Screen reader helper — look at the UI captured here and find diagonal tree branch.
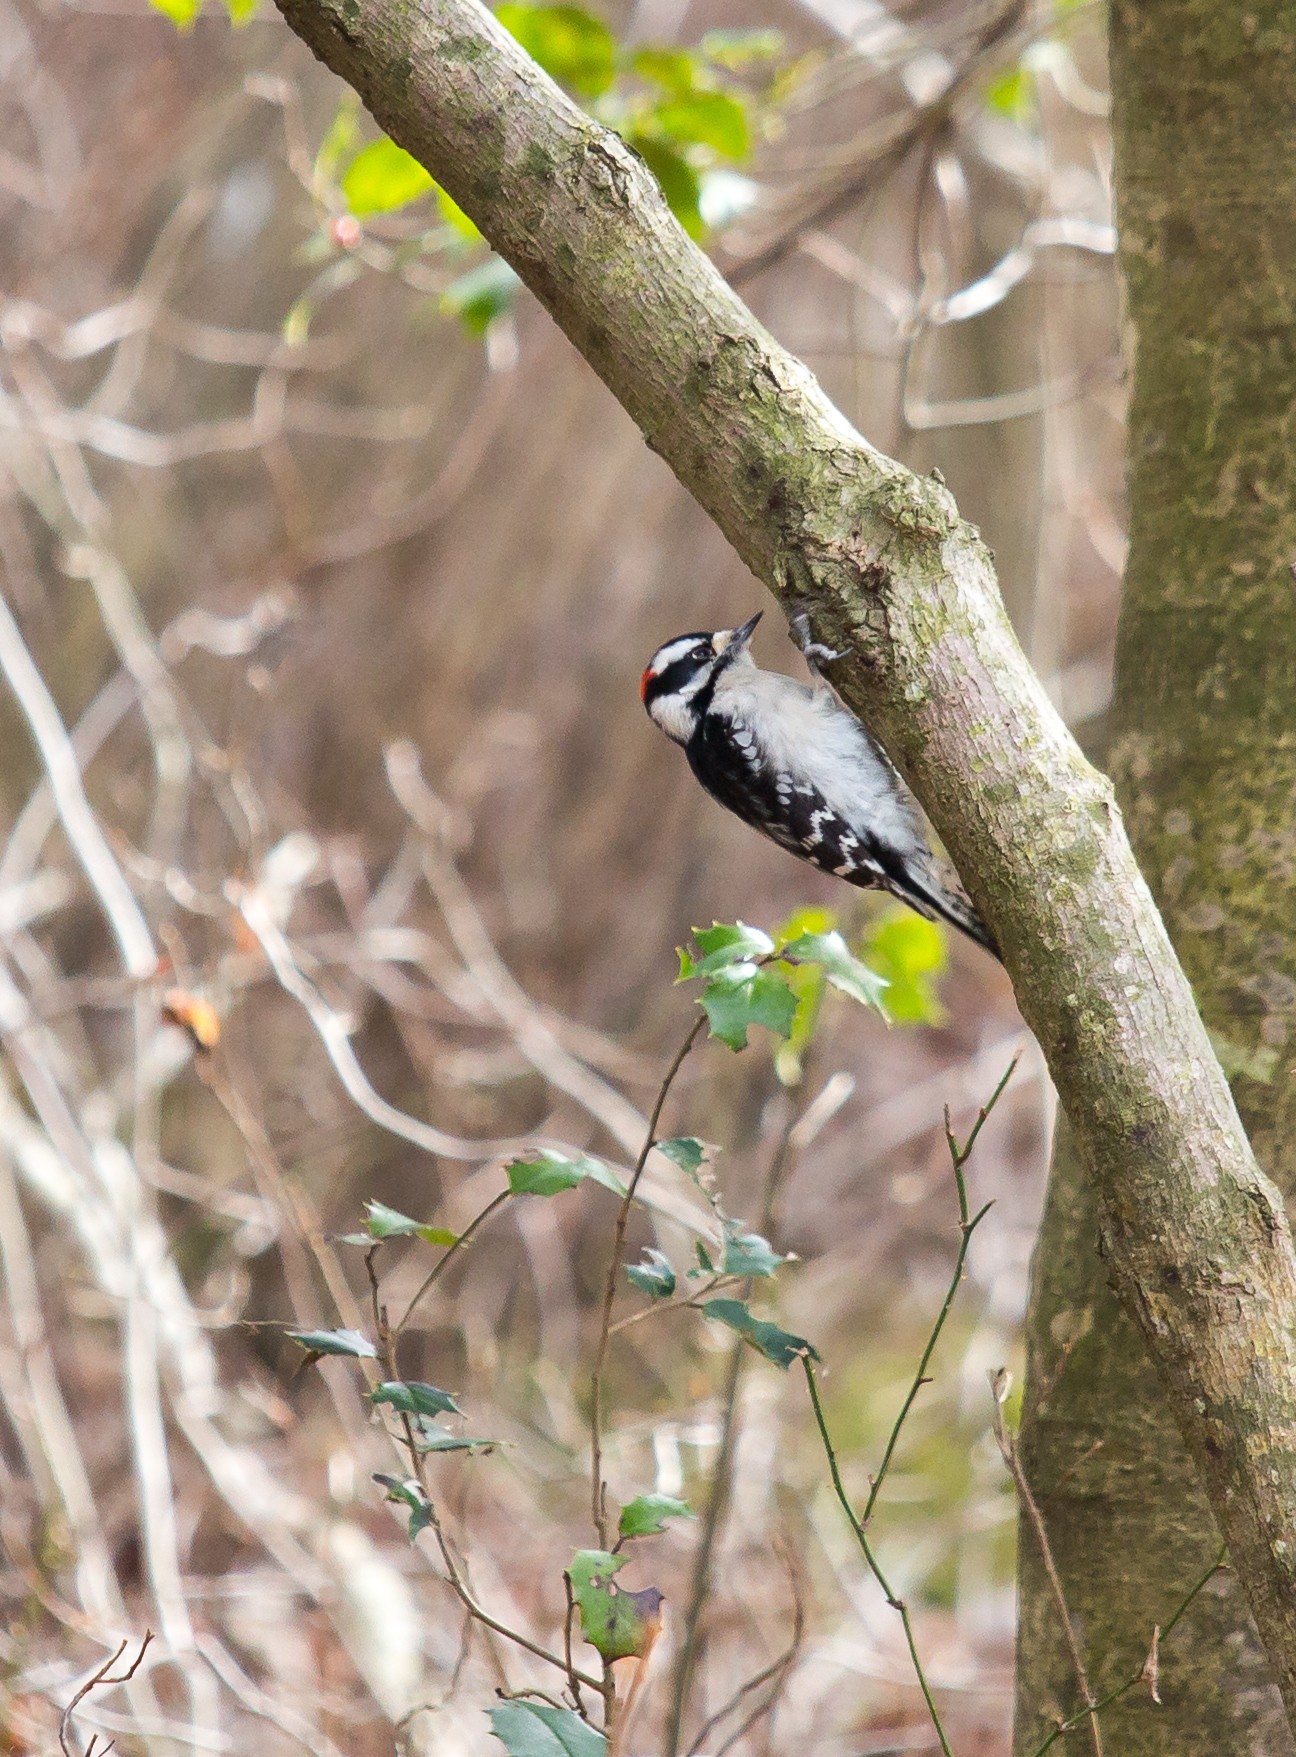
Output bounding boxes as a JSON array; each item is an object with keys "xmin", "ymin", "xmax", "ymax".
[{"xmin": 273, "ymin": 0, "xmax": 1296, "ymax": 1725}]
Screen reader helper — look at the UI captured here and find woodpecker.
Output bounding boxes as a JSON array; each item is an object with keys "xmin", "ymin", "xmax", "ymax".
[{"xmin": 640, "ymin": 610, "xmax": 998, "ymax": 959}]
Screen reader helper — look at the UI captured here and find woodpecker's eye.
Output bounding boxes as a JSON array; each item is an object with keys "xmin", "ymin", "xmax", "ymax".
[{"xmin": 691, "ymin": 644, "xmax": 710, "ymax": 662}]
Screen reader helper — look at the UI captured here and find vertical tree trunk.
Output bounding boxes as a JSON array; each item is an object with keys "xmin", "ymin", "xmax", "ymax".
[{"xmin": 1015, "ymin": 2, "xmax": 1296, "ymax": 1748}]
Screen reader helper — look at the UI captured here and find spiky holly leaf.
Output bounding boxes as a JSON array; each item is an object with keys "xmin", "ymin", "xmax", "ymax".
[
  {"xmin": 373, "ymin": 1474, "xmax": 432, "ymax": 1540},
  {"xmin": 370, "ymin": 1381, "xmax": 461, "ymax": 1418},
  {"xmin": 719, "ymin": 1225, "xmax": 785, "ymax": 1279},
  {"xmin": 781, "ymin": 931, "xmax": 889, "ymax": 1014},
  {"xmin": 287, "ymin": 1327, "xmax": 377, "ymax": 1360},
  {"xmin": 411, "ymin": 1419, "xmax": 499, "ymax": 1454},
  {"xmin": 626, "ymin": 1249, "xmax": 677, "ymax": 1298},
  {"xmin": 363, "ymin": 1201, "xmax": 459, "ymax": 1247},
  {"xmin": 506, "ymin": 1150, "xmax": 626, "ymax": 1197},
  {"xmin": 699, "ymin": 965, "xmax": 798, "ymax": 1050},
  {"xmin": 618, "ymin": 1493, "xmax": 694, "ymax": 1539},
  {"xmin": 489, "ymin": 1701, "xmax": 607, "ymax": 1756},
  {"xmin": 654, "ymin": 1136, "xmax": 706, "ymax": 1174},
  {"xmin": 568, "ymin": 1550, "xmax": 665, "ymax": 1662},
  {"xmin": 703, "ymin": 1298, "xmax": 819, "ymax": 1368},
  {"xmin": 679, "ymin": 921, "xmax": 775, "ymax": 979}
]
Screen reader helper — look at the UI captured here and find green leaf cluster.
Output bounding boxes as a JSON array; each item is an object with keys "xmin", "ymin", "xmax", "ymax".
[
  {"xmin": 677, "ymin": 918, "xmax": 889, "ymax": 1053},
  {"xmin": 983, "ymin": 63, "xmax": 1036, "ymax": 124},
  {"xmin": 288, "ymin": 2, "xmax": 786, "ymax": 339}
]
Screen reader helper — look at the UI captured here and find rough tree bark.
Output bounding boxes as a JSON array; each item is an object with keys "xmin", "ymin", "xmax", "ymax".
[
  {"xmin": 1016, "ymin": 3, "xmax": 1296, "ymax": 1748},
  {"xmin": 273, "ymin": 0, "xmax": 1296, "ymax": 1727}
]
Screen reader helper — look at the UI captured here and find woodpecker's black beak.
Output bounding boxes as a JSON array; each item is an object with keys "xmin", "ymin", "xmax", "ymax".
[{"xmin": 714, "ymin": 611, "xmax": 762, "ymax": 658}]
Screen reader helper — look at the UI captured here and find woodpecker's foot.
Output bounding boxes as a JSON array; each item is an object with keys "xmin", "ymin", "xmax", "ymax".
[{"xmin": 789, "ymin": 607, "xmax": 848, "ymax": 671}]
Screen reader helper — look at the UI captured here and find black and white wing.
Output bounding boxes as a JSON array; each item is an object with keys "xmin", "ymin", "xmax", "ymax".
[
  {"xmin": 686, "ymin": 705, "xmax": 892, "ymax": 886},
  {"xmin": 686, "ymin": 700, "xmax": 998, "ymax": 957}
]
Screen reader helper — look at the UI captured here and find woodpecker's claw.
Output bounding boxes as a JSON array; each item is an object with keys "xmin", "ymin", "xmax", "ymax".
[{"xmin": 790, "ymin": 609, "xmax": 847, "ymax": 670}]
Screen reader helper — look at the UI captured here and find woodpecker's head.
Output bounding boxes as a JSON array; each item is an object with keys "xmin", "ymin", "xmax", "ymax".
[{"xmin": 640, "ymin": 613, "xmax": 762, "ymax": 745}]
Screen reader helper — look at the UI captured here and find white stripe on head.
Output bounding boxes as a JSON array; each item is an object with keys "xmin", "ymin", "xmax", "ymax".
[{"xmin": 647, "ymin": 635, "xmax": 706, "ymax": 673}]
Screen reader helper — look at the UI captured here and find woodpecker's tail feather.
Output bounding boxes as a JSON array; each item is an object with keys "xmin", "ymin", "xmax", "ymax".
[{"xmin": 882, "ymin": 865, "xmax": 1001, "ymax": 963}]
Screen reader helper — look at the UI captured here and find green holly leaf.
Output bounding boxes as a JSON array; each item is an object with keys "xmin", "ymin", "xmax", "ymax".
[
  {"xmin": 489, "ymin": 1701, "xmax": 607, "ymax": 1756},
  {"xmin": 781, "ymin": 930, "xmax": 889, "ymax": 1014},
  {"xmin": 654, "ymin": 1136, "xmax": 706, "ymax": 1174},
  {"xmin": 719, "ymin": 1225, "xmax": 785, "ymax": 1279},
  {"xmin": 370, "ymin": 1381, "xmax": 462, "ymax": 1418},
  {"xmin": 703, "ymin": 1298, "xmax": 818, "ymax": 1368},
  {"xmin": 363, "ymin": 1201, "xmax": 459, "ymax": 1247},
  {"xmin": 683, "ymin": 921, "xmax": 775, "ymax": 977},
  {"xmin": 373, "ymin": 1473, "xmax": 432, "ymax": 1540},
  {"xmin": 506, "ymin": 1149, "xmax": 626, "ymax": 1197},
  {"xmin": 568, "ymin": 1550, "xmax": 665, "ymax": 1661},
  {"xmin": 411, "ymin": 1418, "xmax": 499, "ymax": 1454},
  {"xmin": 699, "ymin": 964, "xmax": 798, "ymax": 1050},
  {"xmin": 496, "ymin": 3, "xmax": 617, "ymax": 97},
  {"xmin": 617, "ymin": 1493, "xmax": 693, "ymax": 1539},
  {"xmin": 287, "ymin": 1327, "xmax": 377, "ymax": 1359},
  {"xmin": 342, "ymin": 137, "xmax": 436, "ymax": 216},
  {"xmin": 626, "ymin": 1249, "xmax": 677, "ymax": 1298}
]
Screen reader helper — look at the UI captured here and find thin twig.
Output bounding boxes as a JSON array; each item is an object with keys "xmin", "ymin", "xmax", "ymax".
[
  {"xmin": 59, "ymin": 1631, "xmax": 155, "ymax": 1757},
  {"xmin": 1029, "ymin": 1546, "xmax": 1228, "ymax": 1757},
  {"xmin": 686, "ymin": 1570, "xmax": 805, "ymax": 1757},
  {"xmin": 0, "ymin": 587, "xmax": 155, "ymax": 978},
  {"xmin": 589, "ymin": 1013, "xmax": 706, "ymax": 1548},
  {"xmin": 563, "ymin": 1573, "xmax": 588, "ymax": 1721},
  {"xmin": 991, "ymin": 1369, "xmax": 1101, "ymax": 1757},
  {"xmin": 236, "ymin": 886, "xmax": 534, "ymax": 1163},
  {"xmin": 666, "ymin": 1328, "xmax": 745, "ymax": 1756},
  {"xmin": 606, "ymin": 1275, "xmax": 732, "ymax": 1337},
  {"xmin": 367, "ymin": 1240, "xmax": 605, "ymax": 1694},
  {"xmin": 396, "ymin": 1188, "xmax": 514, "ymax": 1336},
  {"xmin": 669, "ymin": 1089, "xmax": 812, "ymax": 1757},
  {"xmin": 799, "ymin": 1066, "xmax": 1017, "ymax": 1757},
  {"xmin": 860, "ymin": 1059, "xmax": 1015, "ymax": 1526},
  {"xmin": 803, "ymin": 1359, "xmax": 955, "ymax": 1757}
]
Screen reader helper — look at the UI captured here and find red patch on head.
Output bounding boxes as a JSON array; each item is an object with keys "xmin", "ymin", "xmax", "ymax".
[{"xmin": 639, "ymin": 665, "xmax": 655, "ymax": 703}]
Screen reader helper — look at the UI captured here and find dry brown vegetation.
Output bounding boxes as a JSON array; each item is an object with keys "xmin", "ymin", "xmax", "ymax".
[{"xmin": 0, "ymin": 0, "xmax": 1119, "ymax": 1750}]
